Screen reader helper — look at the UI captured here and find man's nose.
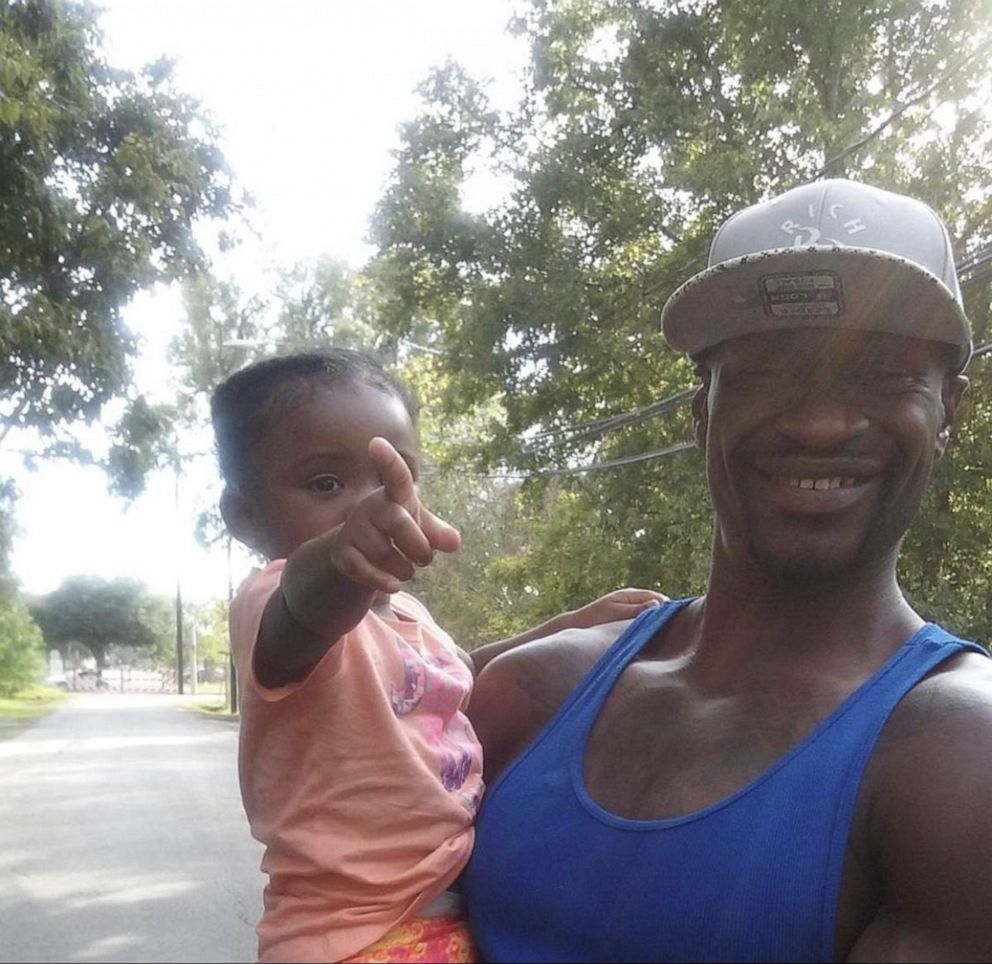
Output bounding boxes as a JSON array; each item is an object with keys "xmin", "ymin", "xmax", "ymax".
[{"xmin": 774, "ymin": 387, "xmax": 870, "ymax": 451}]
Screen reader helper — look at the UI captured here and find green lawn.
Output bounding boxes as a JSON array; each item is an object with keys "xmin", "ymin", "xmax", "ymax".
[
  {"xmin": 0, "ymin": 687, "xmax": 70, "ymax": 741},
  {"xmin": 182, "ymin": 698, "xmax": 239, "ymax": 722}
]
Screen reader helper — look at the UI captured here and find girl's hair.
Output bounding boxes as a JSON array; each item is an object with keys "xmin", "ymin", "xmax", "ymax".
[{"xmin": 210, "ymin": 348, "xmax": 419, "ymax": 487}]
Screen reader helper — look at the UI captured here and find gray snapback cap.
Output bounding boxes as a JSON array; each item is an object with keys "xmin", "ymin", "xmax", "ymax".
[{"xmin": 661, "ymin": 179, "xmax": 972, "ymax": 370}]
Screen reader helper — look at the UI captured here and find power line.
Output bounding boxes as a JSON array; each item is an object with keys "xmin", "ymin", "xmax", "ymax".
[
  {"xmin": 524, "ymin": 388, "xmax": 696, "ymax": 454},
  {"xmin": 958, "ymin": 246, "xmax": 992, "ymax": 279},
  {"xmin": 429, "ymin": 439, "xmax": 698, "ymax": 481},
  {"xmin": 529, "ymin": 440, "xmax": 698, "ymax": 477}
]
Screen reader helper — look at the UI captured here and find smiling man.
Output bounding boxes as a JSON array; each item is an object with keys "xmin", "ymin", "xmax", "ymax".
[{"xmin": 463, "ymin": 180, "xmax": 992, "ymax": 962}]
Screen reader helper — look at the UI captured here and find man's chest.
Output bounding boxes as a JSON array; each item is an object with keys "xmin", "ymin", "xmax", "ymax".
[
  {"xmin": 577, "ymin": 664, "xmax": 883, "ymax": 955},
  {"xmin": 581, "ymin": 666, "xmax": 854, "ymax": 817}
]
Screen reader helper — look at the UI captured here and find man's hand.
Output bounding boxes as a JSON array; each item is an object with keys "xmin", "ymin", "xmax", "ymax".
[
  {"xmin": 321, "ymin": 436, "xmax": 461, "ymax": 594},
  {"xmin": 560, "ymin": 588, "xmax": 668, "ymax": 630}
]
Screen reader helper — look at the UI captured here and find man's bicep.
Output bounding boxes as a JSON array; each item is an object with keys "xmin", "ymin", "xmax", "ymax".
[
  {"xmin": 468, "ymin": 632, "xmax": 602, "ymax": 783},
  {"xmin": 468, "ymin": 649, "xmax": 550, "ymax": 783},
  {"xmin": 847, "ymin": 900, "xmax": 991, "ymax": 963},
  {"xmin": 850, "ymin": 673, "xmax": 992, "ymax": 961}
]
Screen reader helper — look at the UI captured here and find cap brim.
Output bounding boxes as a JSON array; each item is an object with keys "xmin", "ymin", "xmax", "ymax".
[{"xmin": 661, "ymin": 246, "xmax": 972, "ymax": 369}]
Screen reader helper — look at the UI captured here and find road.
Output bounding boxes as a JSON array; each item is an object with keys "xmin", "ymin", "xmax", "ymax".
[{"xmin": 0, "ymin": 694, "xmax": 264, "ymax": 963}]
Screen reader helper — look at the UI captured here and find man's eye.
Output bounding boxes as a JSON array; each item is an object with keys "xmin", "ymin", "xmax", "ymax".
[
  {"xmin": 308, "ymin": 475, "xmax": 343, "ymax": 493},
  {"xmin": 727, "ymin": 366, "xmax": 796, "ymax": 385},
  {"xmin": 856, "ymin": 368, "xmax": 915, "ymax": 391}
]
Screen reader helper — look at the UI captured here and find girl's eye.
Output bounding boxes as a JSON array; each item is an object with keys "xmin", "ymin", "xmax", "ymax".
[{"xmin": 308, "ymin": 475, "xmax": 343, "ymax": 494}]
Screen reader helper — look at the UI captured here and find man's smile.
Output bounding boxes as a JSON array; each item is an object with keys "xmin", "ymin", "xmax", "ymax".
[
  {"xmin": 750, "ymin": 458, "xmax": 883, "ymax": 514},
  {"xmin": 776, "ymin": 476, "xmax": 858, "ymax": 491}
]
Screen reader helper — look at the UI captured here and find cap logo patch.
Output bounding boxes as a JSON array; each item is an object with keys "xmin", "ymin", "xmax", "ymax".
[{"xmin": 760, "ymin": 271, "xmax": 844, "ymax": 318}]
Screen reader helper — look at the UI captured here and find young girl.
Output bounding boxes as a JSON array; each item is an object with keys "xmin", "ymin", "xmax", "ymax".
[{"xmin": 211, "ymin": 350, "xmax": 664, "ymax": 963}]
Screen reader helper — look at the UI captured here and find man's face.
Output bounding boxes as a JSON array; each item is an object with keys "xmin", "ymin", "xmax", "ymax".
[{"xmin": 695, "ymin": 328, "xmax": 967, "ymax": 582}]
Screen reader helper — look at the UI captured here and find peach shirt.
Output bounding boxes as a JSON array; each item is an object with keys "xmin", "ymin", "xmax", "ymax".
[{"xmin": 229, "ymin": 561, "xmax": 483, "ymax": 962}]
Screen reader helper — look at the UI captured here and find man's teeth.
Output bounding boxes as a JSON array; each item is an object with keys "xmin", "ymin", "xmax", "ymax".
[{"xmin": 783, "ymin": 477, "xmax": 856, "ymax": 491}]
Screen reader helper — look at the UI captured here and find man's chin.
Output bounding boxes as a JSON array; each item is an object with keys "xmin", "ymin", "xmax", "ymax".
[{"xmin": 747, "ymin": 539, "xmax": 865, "ymax": 585}]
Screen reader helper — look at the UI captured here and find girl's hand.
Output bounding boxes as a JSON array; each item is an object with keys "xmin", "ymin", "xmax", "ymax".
[
  {"xmin": 323, "ymin": 436, "xmax": 461, "ymax": 594},
  {"xmin": 561, "ymin": 588, "xmax": 668, "ymax": 629}
]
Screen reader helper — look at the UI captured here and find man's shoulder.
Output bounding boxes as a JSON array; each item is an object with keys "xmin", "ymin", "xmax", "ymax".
[
  {"xmin": 485, "ymin": 618, "xmax": 632, "ymax": 689},
  {"xmin": 866, "ymin": 641, "xmax": 992, "ymax": 834},
  {"xmin": 886, "ymin": 642, "xmax": 992, "ymax": 743},
  {"xmin": 849, "ymin": 643, "xmax": 992, "ymax": 960},
  {"xmin": 468, "ymin": 618, "xmax": 635, "ymax": 781}
]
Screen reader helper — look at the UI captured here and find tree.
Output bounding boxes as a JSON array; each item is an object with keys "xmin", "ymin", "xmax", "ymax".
[
  {"xmin": 30, "ymin": 576, "xmax": 171, "ymax": 670},
  {"xmin": 110, "ymin": 257, "xmax": 386, "ymax": 503},
  {"xmin": 0, "ymin": 0, "xmax": 238, "ymax": 445},
  {"xmin": 184, "ymin": 598, "xmax": 232, "ymax": 680},
  {"xmin": 366, "ymin": 0, "xmax": 992, "ymax": 639},
  {"xmin": 0, "ymin": 480, "xmax": 19, "ymax": 599},
  {"xmin": 0, "ymin": 597, "xmax": 45, "ymax": 696},
  {"xmin": 273, "ymin": 257, "xmax": 382, "ymax": 354}
]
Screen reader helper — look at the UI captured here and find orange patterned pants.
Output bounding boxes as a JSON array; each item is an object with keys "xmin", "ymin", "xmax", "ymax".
[{"xmin": 340, "ymin": 915, "xmax": 479, "ymax": 963}]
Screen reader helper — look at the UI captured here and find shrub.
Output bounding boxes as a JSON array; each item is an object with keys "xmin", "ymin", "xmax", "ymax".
[{"xmin": 0, "ymin": 599, "xmax": 46, "ymax": 698}]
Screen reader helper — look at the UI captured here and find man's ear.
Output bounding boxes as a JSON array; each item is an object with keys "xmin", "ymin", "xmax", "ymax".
[
  {"xmin": 220, "ymin": 486, "xmax": 262, "ymax": 554},
  {"xmin": 692, "ymin": 376, "xmax": 710, "ymax": 451},
  {"xmin": 936, "ymin": 374, "xmax": 968, "ymax": 458}
]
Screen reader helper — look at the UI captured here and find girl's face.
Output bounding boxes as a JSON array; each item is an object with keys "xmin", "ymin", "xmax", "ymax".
[{"xmin": 240, "ymin": 380, "xmax": 419, "ymax": 560}]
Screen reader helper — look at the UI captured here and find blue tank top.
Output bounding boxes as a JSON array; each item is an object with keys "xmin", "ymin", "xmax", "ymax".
[{"xmin": 464, "ymin": 600, "xmax": 987, "ymax": 963}]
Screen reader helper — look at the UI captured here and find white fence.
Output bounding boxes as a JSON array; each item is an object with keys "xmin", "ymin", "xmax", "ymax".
[{"xmin": 62, "ymin": 668, "xmax": 180, "ymax": 694}]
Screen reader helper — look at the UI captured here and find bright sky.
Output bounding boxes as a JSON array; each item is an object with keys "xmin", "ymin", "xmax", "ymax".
[{"xmin": 4, "ymin": 0, "xmax": 528, "ymax": 603}]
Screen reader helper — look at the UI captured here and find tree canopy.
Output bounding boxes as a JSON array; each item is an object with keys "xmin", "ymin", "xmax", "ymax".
[
  {"xmin": 0, "ymin": 596, "xmax": 45, "ymax": 696},
  {"xmin": 59, "ymin": 0, "xmax": 992, "ymax": 652},
  {"xmin": 0, "ymin": 0, "xmax": 238, "ymax": 444},
  {"xmin": 363, "ymin": 0, "xmax": 992, "ymax": 642},
  {"xmin": 30, "ymin": 575, "xmax": 171, "ymax": 669}
]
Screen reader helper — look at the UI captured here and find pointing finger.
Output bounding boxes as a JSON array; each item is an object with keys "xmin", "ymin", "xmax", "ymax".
[
  {"xmin": 369, "ymin": 436, "xmax": 417, "ymax": 509},
  {"xmin": 419, "ymin": 507, "xmax": 461, "ymax": 554}
]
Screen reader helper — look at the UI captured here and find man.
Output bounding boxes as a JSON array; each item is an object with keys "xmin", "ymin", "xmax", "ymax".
[{"xmin": 463, "ymin": 180, "xmax": 992, "ymax": 962}]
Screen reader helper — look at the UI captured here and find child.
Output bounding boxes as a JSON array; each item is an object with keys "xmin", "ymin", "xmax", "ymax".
[{"xmin": 211, "ymin": 350, "xmax": 664, "ymax": 963}]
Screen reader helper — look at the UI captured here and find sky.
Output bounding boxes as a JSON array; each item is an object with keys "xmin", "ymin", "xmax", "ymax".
[{"xmin": 3, "ymin": 0, "xmax": 529, "ymax": 603}]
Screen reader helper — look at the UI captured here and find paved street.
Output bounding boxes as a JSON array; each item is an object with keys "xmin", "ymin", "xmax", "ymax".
[{"xmin": 0, "ymin": 694, "xmax": 264, "ymax": 963}]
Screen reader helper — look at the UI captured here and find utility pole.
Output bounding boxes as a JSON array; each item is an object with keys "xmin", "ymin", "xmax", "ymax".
[
  {"xmin": 174, "ymin": 452, "xmax": 184, "ymax": 695},
  {"xmin": 190, "ymin": 618, "xmax": 198, "ymax": 695},
  {"xmin": 176, "ymin": 580, "xmax": 185, "ymax": 695}
]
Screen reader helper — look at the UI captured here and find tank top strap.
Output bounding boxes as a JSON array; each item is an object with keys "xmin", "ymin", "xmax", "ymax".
[
  {"xmin": 857, "ymin": 622, "xmax": 988, "ymax": 709},
  {"xmin": 575, "ymin": 595, "xmax": 692, "ymax": 700},
  {"xmin": 555, "ymin": 598, "xmax": 692, "ymax": 722}
]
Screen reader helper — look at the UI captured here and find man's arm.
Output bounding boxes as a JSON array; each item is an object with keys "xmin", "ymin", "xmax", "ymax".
[
  {"xmin": 846, "ymin": 652, "xmax": 992, "ymax": 962},
  {"xmin": 467, "ymin": 620, "xmax": 632, "ymax": 782}
]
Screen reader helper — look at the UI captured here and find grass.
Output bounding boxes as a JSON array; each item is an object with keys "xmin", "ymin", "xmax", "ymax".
[
  {"xmin": 0, "ymin": 686, "xmax": 70, "ymax": 740},
  {"xmin": 182, "ymin": 698, "xmax": 239, "ymax": 722}
]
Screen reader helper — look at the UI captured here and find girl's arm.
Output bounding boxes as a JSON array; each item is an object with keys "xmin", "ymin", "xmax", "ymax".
[
  {"xmin": 253, "ymin": 539, "xmax": 378, "ymax": 688},
  {"xmin": 463, "ymin": 588, "xmax": 667, "ymax": 676}
]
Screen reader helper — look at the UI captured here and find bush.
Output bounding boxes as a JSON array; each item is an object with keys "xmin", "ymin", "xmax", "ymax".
[{"xmin": 0, "ymin": 599, "xmax": 46, "ymax": 698}]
